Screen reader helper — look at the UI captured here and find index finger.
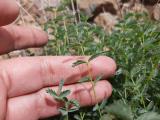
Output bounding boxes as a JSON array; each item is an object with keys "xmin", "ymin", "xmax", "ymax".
[
  {"xmin": 0, "ymin": 56, "xmax": 117, "ymax": 98},
  {"xmin": 0, "ymin": 0, "xmax": 19, "ymax": 26}
]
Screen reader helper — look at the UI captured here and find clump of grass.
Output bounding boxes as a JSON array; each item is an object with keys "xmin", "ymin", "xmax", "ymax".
[{"xmin": 44, "ymin": 1, "xmax": 160, "ymax": 119}]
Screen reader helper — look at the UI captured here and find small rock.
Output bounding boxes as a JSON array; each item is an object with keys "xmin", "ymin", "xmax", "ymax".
[{"xmin": 34, "ymin": 0, "xmax": 60, "ymax": 10}]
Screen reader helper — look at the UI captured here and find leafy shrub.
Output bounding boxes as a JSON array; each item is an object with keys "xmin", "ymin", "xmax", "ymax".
[{"xmin": 44, "ymin": 2, "xmax": 160, "ymax": 120}]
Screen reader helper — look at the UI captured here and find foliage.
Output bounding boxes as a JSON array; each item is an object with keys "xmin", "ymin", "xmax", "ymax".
[
  {"xmin": 107, "ymin": 13, "xmax": 160, "ymax": 119},
  {"xmin": 46, "ymin": 80, "xmax": 80, "ymax": 120},
  {"xmin": 44, "ymin": 1, "xmax": 160, "ymax": 119}
]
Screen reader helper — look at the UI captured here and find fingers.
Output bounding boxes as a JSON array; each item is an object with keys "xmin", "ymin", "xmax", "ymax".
[
  {"xmin": 0, "ymin": 0, "xmax": 19, "ymax": 26},
  {"xmin": 0, "ymin": 56, "xmax": 116, "ymax": 98},
  {"xmin": 6, "ymin": 81, "xmax": 112, "ymax": 120},
  {"xmin": 0, "ymin": 25, "xmax": 48, "ymax": 54}
]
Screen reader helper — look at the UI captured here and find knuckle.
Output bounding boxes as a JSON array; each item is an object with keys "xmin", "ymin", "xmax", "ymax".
[{"xmin": 39, "ymin": 58, "xmax": 55, "ymax": 86}]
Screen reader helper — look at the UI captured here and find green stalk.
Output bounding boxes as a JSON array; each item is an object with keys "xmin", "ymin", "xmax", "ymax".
[{"xmin": 87, "ymin": 62, "xmax": 102, "ymax": 119}]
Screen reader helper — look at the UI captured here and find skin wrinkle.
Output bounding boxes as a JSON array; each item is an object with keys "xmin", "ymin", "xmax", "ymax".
[
  {"xmin": 0, "ymin": 68, "xmax": 12, "ymax": 93},
  {"xmin": 36, "ymin": 90, "xmax": 49, "ymax": 119},
  {"xmin": 35, "ymin": 91, "xmax": 51, "ymax": 119},
  {"xmin": 8, "ymin": 26, "xmax": 21, "ymax": 50},
  {"xmin": 76, "ymin": 56, "xmax": 87, "ymax": 60},
  {"xmin": 66, "ymin": 70, "xmax": 80, "ymax": 84},
  {"xmin": 78, "ymin": 63, "xmax": 90, "ymax": 78},
  {"xmin": 0, "ymin": 26, "xmax": 48, "ymax": 54},
  {"xmin": 85, "ymin": 85, "xmax": 94, "ymax": 105},
  {"xmin": 22, "ymin": 95, "xmax": 38, "ymax": 120},
  {"xmin": 39, "ymin": 58, "xmax": 56, "ymax": 87},
  {"xmin": 72, "ymin": 83, "xmax": 93, "ymax": 106},
  {"xmin": 30, "ymin": 28, "xmax": 40, "ymax": 47},
  {"xmin": 62, "ymin": 56, "xmax": 75, "ymax": 63}
]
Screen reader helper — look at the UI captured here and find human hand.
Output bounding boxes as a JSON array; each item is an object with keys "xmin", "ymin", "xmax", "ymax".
[{"xmin": 0, "ymin": 1, "xmax": 117, "ymax": 120}]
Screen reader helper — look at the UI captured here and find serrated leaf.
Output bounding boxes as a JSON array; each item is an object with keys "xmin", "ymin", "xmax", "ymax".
[
  {"xmin": 68, "ymin": 107, "xmax": 79, "ymax": 113},
  {"xmin": 59, "ymin": 90, "xmax": 71, "ymax": 98},
  {"xmin": 72, "ymin": 60, "xmax": 87, "ymax": 67},
  {"xmin": 59, "ymin": 107, "xmax": 68, "ymax": 116},
  {"xmin": 46, "ymin": 89, "xmax": 63, "ymax": 101},
  {"xmin": 69, "ymin": 99, "xmax": 80, "ymax": 108},
  {"xmin": 88, "ymin": 51, "xmax": 106, "ymax": 62},
  {"xmin": 105, "ymin": 100, "xmax": 133, "ymax": 120},
  {"xmin": 136, "ymin": 112, "xmax": 160, "ymax": 120},
  {"xmin": 46, "ymin": 89, "xmax": 57, "ymax": 98},
  {"xmin": 57, "ymin": 79, "xmax": 65, "ymax": 95},
  {"xmin": 63, "ymin": 97, "xmax": 69, "ymax": 102},
  {"xmin": 78, "ymin": 76, "xmax": 90, "ymax": 83}
]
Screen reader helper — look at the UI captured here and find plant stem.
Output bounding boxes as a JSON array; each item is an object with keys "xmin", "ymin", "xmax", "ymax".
[{"xmin": 87, "ymin": 62, "xmax": 102, "ymax": 119}]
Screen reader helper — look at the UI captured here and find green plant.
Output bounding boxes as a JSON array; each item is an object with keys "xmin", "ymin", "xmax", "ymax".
[
  {"xmin": 105, "ymin": 13, "xmax": 160, "ymax": 119},
  {"xmin": 47, "ymin": 80, "xmax": 80, "ymax": 120},
  {"xmin": 103, "ymin": 100, "xmax": 160, "ymax": 120},
  {"xmin": 72, "ymin": 54, "xmax": 106, "ymax": 120},
  {"xmin": 44, "ymin": 1, "xmax": 160, "ymax": 119}
]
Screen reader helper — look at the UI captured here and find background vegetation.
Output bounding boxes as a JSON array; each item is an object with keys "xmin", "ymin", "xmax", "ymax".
[{"xmin": 42, "ymin": 1, "xmax": 160, "ymax": 120}]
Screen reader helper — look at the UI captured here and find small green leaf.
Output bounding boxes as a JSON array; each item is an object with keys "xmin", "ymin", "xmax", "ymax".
[
  {"xmin": 57, "ymin": 79, "xmax": 65, "ymax": 95},
  {"xmin": 88, "ymin": 51, "xmax": 106, "ymax": 62},
  {"xmin": 63, "ymin": 97, "xmax": 69, "ymax": 102},
  {"xmin": 46, "ymin": 89, "xmax": 57, "ymax": 98},
  {"xmin": 68, "ymin": 107, "xmax": 79, "ymax": 113},
  {"xmin": 46, "ymin": 89, "xmax": 63, "ymax": 101},
  {"xmin": 78, "ymin": 76, "xmax": 90, "ymax": 83},
  {"xmin": 68, "ymin": 99, "xmax": 80, "ymax": 113},
  {"xmin": 59, "ymin": 107, "xmax": 68, "ymax": 116},
  {"xmin": 69, "ymin": 99, "xmax": 80, "ymax": 108},
  {"xmin": 72, "ymin": 60, "xmax": 87, "ymax": 67},
  {"xmin": 59, "ymin": 90, "xmax": 71, "ymax": 98}
]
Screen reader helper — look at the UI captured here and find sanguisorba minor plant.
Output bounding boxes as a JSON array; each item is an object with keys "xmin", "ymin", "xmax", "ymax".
[{"xmin": 44, "ymin": 0, "xmax": 160, "ymax": 119}]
